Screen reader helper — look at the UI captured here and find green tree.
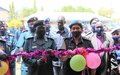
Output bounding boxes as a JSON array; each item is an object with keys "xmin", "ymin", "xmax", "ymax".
[
  {"xmin": 21, "ymin": 0, "xmax": 37, "ymax": 17},
  {"xmin": 61, "ymin": 5, "xmax": 76, "ymax": 12},
  {"xmin": 22, "ymin": 8, "xmax": 34, "ymax": 17},
  {"xmin": 76, "ymin": 6, "xmax": 93, "ymax": 13},
  {"xmin": 33, "ymin": 0, "xmax": 37, "ymax": 13},
  {"xmin": 98, "ymin": 8, "xmax": 113, "ymax": 18},
  {"xmin": 40, "ymin": 6, "xmax": 44, "ymax": 11},
  {"xmin": 60, "ymin": 5, "xmax": 94, "ymax": 13},
  {"xmin": 9, "ymin": 1, "xmax": 16, "ymax": 20},
  {"xmin": 8, "ymin": 19, "xmax": 22, "ymax": 28}
]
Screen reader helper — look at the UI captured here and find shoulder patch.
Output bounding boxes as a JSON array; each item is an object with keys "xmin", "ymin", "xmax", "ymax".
[
  {"xmin": 26, "ymin": 37, "xmax": 34, "ymax": 40},
  {"xmin": 64, "ymin": 37, "xmax": 71, "ymax": 41},
  {"xmin": 47, "ymin": 37, "xmax": 54, "ymax": 41}
]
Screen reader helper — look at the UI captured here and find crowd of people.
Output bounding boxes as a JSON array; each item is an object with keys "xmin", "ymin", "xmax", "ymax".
[{"xmin": 0, "ymin": 16, "xmax": 120, "ymax": 75}]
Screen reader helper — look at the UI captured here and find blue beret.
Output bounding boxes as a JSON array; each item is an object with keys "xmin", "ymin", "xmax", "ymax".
[
  {"xmin": 69, "ymin": 20, "xmax": 83, "ymax": 29},
  {"xmin": 45, "ymin": 18, "xmax": 50, "ymax": 23}
]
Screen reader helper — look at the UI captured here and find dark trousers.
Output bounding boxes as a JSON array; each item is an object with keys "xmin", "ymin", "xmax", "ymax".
[
  {"xmin": 10, "ymin": 59, "xmax": 16, "ymax": 75},
  {"xmin": 52, "ymin": 60, "xmax": 63, "ymax": 75},
  {"xmin": 53, "ymin": 66, "xmax": 61, "ymax": 75},
  {"xmin": 10, "ymin": 67, "xmax": 15, "ymax": 75}
]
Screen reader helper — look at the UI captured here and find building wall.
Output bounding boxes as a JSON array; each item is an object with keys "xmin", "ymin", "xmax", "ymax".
[{"xmin": 0, "ymin": 11, "xmax": 9, "ymax": 21}]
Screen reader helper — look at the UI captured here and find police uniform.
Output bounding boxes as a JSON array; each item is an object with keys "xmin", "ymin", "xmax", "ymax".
[
  {"xmin": 17, "ymin": 17, "xmax": 38, "ymax": 75},
  {"xmin": 62, "ymin": 37, "xmax": 93, "ymax": 75},
  {"xmin": 23, "ymin": 37, "xmax": 56, "ymax": 75},
  {"xmin": 15, "ymin": 30, "xmax": 34, "ymax": 75},
  {"xmin": 0, "ymin": 37, "xmax": 9, "ymax": 54}
]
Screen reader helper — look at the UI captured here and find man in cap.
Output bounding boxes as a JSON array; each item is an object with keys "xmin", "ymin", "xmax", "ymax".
[
  {"xmin": 44, "ymin": 18, "xmax": 51, "ymax": 37},
  {"xmin": 16, "ymin": 17, "xmax": 38, "ymax": 48},
  {"xmin": 14, "ymin": 17, "xmax": 38, "ymax": 75}
]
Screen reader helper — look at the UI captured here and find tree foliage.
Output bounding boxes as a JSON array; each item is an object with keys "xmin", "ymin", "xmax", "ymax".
[
  {"xmin": 22, "ymin": 8, "xmax": 34, "ymax": 17},
  {"xmin": 8, "ymin": 19, "xmax": 22, "ymax": 28},
  {"xmin": 98, "ymin": 8, "xmax": 113, "ymax": 18},
  {"xmin": 76, "ymin": 6, "xmax": 93, "ymax": 12},
  {"xmin": 9, "ymin": 1, "xmax": 17, "ymax": 20},
  {"xmin": 21, "ymin": 0, "xmax": 37, "ymax": 17},
  {"xmin": 40, "ymin": 6, "xmax": 44, "ymax": 11},
  {"xmin": 33, "ymin": 0, "xmax": 37, "ymax": 13},
  {"xmin": 61, "ymin": 5, "xmax": 76, "ymax": 12},
  {"xmin": 60, "ymin": 5, "xmax": 94, "ymax": 13}
]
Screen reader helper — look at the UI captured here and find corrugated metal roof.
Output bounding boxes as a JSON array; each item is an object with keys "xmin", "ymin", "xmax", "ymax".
[
  {"xmin": 24, "ymin": 12, "xmax": 111, "ymax": 22},
  {"xmin": 0, "ymin": 7, "xmax": 9, "ymax": 12}
]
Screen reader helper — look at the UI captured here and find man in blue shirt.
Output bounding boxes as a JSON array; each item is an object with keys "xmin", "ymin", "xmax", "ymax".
[
  {"xmin": 14, "ymin": 17, "xmax": 38, "ymax": 75},
  {"xmin": 49, "ymin": 16, "xmax": 70, "ymax": 49},
  {"xmin": 50, "ymin": 16, "xmax": 70, "ymax": 75}
]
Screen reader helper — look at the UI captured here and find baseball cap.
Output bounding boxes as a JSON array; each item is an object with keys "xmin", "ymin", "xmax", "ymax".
[{"xmin": 27, "ymin": 17, "xmax": 38, "ymax": 23}]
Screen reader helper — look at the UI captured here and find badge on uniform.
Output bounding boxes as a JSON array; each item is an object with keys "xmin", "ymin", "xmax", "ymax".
[{"xmin": 32, "ymin": 46, "xmax": 37, "ymax": 49}]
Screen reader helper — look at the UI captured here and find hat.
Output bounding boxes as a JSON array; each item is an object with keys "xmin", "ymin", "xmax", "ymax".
[
  {"xmin": 90, "ymin": 17, "xmax": 99, "ymax": 25},
  {"xmin": 45, "ymin": 18, "xmax": 50, "ymax": 23},
  {"xmin": 27, "ymin": 17, "xmax": 38, "ymax": 23},
  {"xmin": 69, "ymin": 21, "xmax": 83, "ymax": 29}
]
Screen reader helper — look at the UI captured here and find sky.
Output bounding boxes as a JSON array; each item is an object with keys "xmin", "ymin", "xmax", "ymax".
[{"xmin": 0, "ymin": 0, "xmax": 120, "ymax": 16}]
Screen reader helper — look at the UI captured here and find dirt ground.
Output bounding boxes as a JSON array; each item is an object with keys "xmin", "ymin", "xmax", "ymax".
[{"xmin": 16, "ymin": 62, "xmax": 21, "ymax": 75}]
